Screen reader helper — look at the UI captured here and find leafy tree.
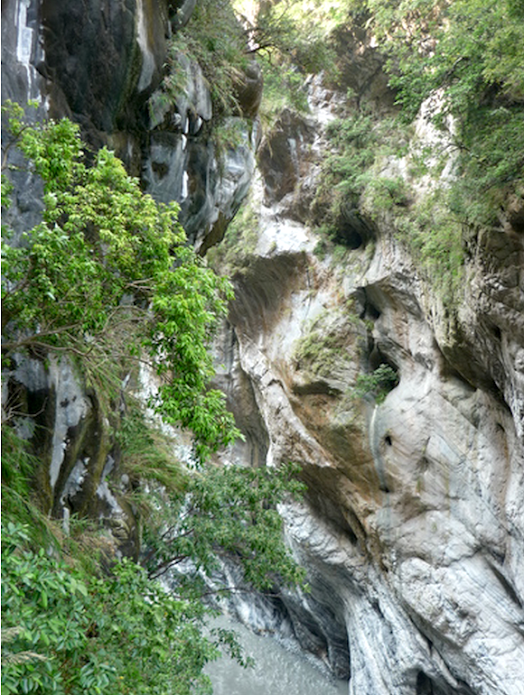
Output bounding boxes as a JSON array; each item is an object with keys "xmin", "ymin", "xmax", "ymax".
[
  {"xmin": 2, "ymin": 102, "xmax": 307, "ymax": 694},
  {"xmin": 239, "ymin": 0, "xmax": 343, "ymax": 119},
  {"xmin": 1, "ymin": 523, "xmax": 242, "ymax": 695},
  {"xmin": 85, "ymin": 559, "xmax": 228, "ymax": 695},
  {"xmin": 1, "ymin": 102, "xmax": 238, "ymax": 460},
  {"xmin": 240, "ymin": 0, "xmax": 339, "ymax": 72},
  {"xmin": 1, "ymin": 461, "xmax": 305, "ymax": 694},
  {"xmin": 142, "ymin": 462, "xmax": 306, "ymax": 589},
  {"xmin": 367, "ymin": 0, "xmax": 524, "ymax": 116},
  {"xmin": 1, "ymin": 522, "xmax": 93, "ymax": 695}
]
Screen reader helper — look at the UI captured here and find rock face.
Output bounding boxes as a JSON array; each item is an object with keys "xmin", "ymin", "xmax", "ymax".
[
  {"xmin": 1, "ymin": 0, "xmax": 258, "ymax": 535},
  {"xmin": 257, "ymin": 108, "xmax": 315, "ymax": 203},
  {"xmin": 217, "ymin": 76, "xmax": 524, "ymax": 694},
  {"xmin": 2, "ymin": 0, "xmax": 259, "ymax": 247},
  {"xmin": 4, "ymin": 353, "xmax": 138, "ymax": 555}
]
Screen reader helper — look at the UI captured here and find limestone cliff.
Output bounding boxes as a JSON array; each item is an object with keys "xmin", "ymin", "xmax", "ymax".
[
  {"xmin": 2, "ymin": 3, "xmax": 524, "ymax": 695},
  {"xmin": 213, "ymin": 68, "xmax": 524, "ymax": 695}
]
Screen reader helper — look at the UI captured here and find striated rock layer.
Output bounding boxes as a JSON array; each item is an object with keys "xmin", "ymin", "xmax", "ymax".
[{"xmin": 215, "ymin": 75, "xmax": 524, "ymax": 693}]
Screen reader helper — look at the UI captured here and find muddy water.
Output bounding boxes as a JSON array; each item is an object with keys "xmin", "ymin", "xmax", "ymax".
[{"xmin": 206, "ymin": 615, "xmax": 348, "ymax": 695}]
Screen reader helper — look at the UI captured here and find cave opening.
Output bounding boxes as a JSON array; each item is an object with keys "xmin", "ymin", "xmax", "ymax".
[{"xmin": 334, "ymin": 226, "xmax": 363, "ymax": 249}]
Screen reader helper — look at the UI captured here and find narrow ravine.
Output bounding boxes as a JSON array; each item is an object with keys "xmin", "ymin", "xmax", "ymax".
[{"xmin": 2, "ymin": 2, "xmax": 523, "ymax": 694}]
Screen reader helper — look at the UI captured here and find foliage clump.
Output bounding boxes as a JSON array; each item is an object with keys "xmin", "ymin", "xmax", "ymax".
[
  {"xmin": 1, "ymin": 101, "xmax": 307, "ymax": 695},
  {"xmin": 161, "ymin": 0, "xmax": 250, "ymax": 120},
  {"xmin": 238, "ymin": 0, "xmax": 343, "ymax": 121},
  {"xmin": 312, "ymin": 112, "xmax": 380, "ymax": 240},
  {"xmin": 142, "ymin": 462, "xmax": 306, "ymax": 589},
  {"xmin": 368, "ymin": 0, "xmax": 524, "ymax": 225},
  {"xmin": 2, "ymin": 102, "xmax": 238, "ymax": 460},
  {"xmin": 1, "ymin": 456, "xmax": 305, "ymax": 695},
  {"xmin": 1, "ymin": 522, "xmax": 234, "ymax": 695},
  {"xmin": 352, "ymin": 363, "xmax": 399, "ymax": 404}
]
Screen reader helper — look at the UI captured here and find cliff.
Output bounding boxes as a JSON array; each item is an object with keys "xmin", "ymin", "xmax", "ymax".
[
  {"xmin": 2, "ymin": 0, "xmax": 259, "ymax": 553},
  {"xmin": 2, "ymin": 2, "xmax": 524, "ymax": 694}
]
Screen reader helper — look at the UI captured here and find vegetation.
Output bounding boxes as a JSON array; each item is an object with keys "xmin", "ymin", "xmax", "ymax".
[
  {"xmin": 1, "ymin": 427, "xmax": 59, "ymax": 549},
  {"xmin": 352, "ymin": 364, "xmax": 399, "ymax": 404},
  {"xmin": 237, "ymin": 0, "xmax": 342, "ymax": 120},
  {"xmin": 2, "ymin": 457, "xmax": 304, "ymax": 694},
  {"xmin": 1, "ymin": 522, "xmax": 239, "ymax": 695},
  {"xmin": 312, "ymin": 112, "xmax": 385, "ymax": 239},
  {"xmin": 117, "ymin": 405, "xmax": 187, "ymax": 493},
  {"xmin": 292, "ymin": 304, "xmax": 366, "ymax": 384},
  {"xmin": 368, "ymin": 0, "xmax": 524, "ymax": 119},
  {"xmin": 141, "ymin": 462, "xmax": 306, "ymax": 589},
  {"xmin": 160, "ymin": 0, "xmax": 249, "ymax": 120},
  {"xmin": 1, "ymin": 103, "xmax": 306, "ymax": 693},
  {"xmin": 310, "ymin": 0, "xmax": 524, "ymax": 298},
  {"xmin": 2, "ymin": 101, "xmax": 238, "ymax": 460},
  {"xmin": 157, "ymin": 0, "xmax": 348, "ymax": 130},
  {"xmin": 369, "ymin": 0, "xmax": 524, "ymax": 224}
]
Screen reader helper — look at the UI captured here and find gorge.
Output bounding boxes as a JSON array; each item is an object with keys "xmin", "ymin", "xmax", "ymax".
[{"xmin": 2, "ymin": 1, "xmax": 524, "ymax": 694}]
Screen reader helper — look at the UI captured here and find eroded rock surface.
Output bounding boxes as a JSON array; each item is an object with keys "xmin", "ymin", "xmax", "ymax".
[
  {"xmin": 4, "ymin": 354, "xmax": 138, "ymax": 555},
  {"xmin": 217, "ymin": 75, "xmax": 524, "ymax": 695},
  {"xmin": 2, "ymin": 0, "xmax": 259, "ymax": 248}
]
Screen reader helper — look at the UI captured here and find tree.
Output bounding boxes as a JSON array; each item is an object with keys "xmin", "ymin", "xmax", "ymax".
[
  {"xmin": 1, "ymin": 522, "xmax": 243, "ymax": 695},
  {"xmin": 142, "ymin": 462, "xmax": 306, "ymax": 589},
  {"xmin": 157, "ymin": 0, "xmax": 342, "ymax": 125},
  {"xmin": 1, "ymin": 103, "xmax": 306, "ymax": 693},
  {"xmin": 1, "ymin": 465, "xmax": 305, "ymax": 694},
  {"xmin": 1, "ymin": 102, "xmax": 238, "ymax": 459}
]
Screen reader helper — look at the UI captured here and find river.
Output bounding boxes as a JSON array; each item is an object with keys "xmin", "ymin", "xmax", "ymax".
[{"xmin": 206, "ymin": 615, "xmax": 348, "ymax": 695}]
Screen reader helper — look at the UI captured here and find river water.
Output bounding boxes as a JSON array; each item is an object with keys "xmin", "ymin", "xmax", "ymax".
[{"xmin": 206, "ymin": 615, "xmax": 348, "ymax": 695}]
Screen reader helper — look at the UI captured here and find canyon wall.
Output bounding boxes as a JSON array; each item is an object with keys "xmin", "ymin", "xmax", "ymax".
[
  {"xmin": 2, "ymin": 2, "xmax": 524, "ymax": 694},
  {"xmin": 215, "ymin": 72, "xmax": 524, "ymax": 694}
]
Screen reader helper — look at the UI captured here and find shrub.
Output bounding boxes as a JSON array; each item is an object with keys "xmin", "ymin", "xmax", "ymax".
[
  {"xmin": 352, "ymin": 364, "xmax": 399, "ymax": 403},
  {"xmin": 1, "ymin": 102, "xmax": 238, "ymax": 461}
]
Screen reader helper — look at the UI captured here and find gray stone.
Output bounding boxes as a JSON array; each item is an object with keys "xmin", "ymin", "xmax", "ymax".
[
  {"xmin": 218, "ymin": 67, "xmax": 524, "ymax": 693},
  {"xmin": 4, "ymin": 4, "xmax": 524, "ymax": 692},
  {"xmin": 169, "ymin": 0, "xmax": 197, "ymax": 30}
]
